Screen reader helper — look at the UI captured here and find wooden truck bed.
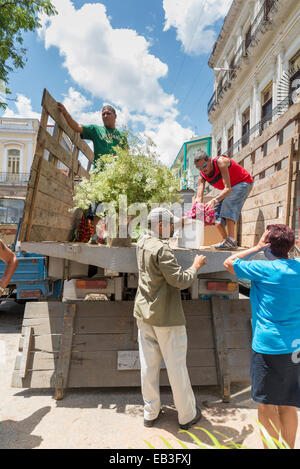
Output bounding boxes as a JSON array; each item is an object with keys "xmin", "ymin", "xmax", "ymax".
[
  {"xmin": 20, "ymin": 240, "xmax": 252, "ymax": 273},
  {"xmin": 13, "ymin": 90, "xmax": 298, "ymax": 402}
]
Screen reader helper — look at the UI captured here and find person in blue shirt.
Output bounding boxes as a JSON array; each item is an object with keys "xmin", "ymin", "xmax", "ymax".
[{"xmin": 224, "ymin": 225, "xmax": 300, "ymax": 449}]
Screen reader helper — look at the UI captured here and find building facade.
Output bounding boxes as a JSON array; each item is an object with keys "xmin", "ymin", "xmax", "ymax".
[
  {"xmin": 208, "ymin": 0, "xmax": 300, "ymax": 162},
  {"xmin": 171, "ymin": 135, "xmax": 212, "ymax": 191},
  {"xmin": 207, "ymin": 0, "xmax": 300, "ymax": 244},
  {"xmin": 0, "ymin": 117, "xmax": 39, "ymax": 197}
]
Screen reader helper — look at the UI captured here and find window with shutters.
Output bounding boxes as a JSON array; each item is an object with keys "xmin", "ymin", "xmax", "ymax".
[
  {"xmin": 261, "ymin": 82, "xmax": 273, "ymax": 130},
  {"xmin": 242, "ymin": 107, "xmax": 250, "ymax": 147},
  {"xmin": 7, "ymin": 149, "xmax": 20, "ymax": 183},
  {"xmin": 289, "ymin": 50, "xmax": 300, "ymax": 106},
  {"xmin": 227, "ymin": 126, "xmax": 234, "ymax": 158}
]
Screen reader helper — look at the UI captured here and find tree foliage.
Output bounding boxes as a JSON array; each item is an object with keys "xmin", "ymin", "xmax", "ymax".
[
  {"xmin": 73, "ymin": 136, "xmax": 182, "ymax": 214},
  {"xmin": 0, "ymin": 0, "xmax": 57, "ymax": 109}
]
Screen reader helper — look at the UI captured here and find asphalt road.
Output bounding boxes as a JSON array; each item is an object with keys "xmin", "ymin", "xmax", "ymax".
[{"xmin": 0, "ymin": 300, "xmax": 299, "ymax": 450}]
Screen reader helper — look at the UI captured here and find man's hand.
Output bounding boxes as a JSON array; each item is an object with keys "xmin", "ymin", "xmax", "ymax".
[
  {"xmin": 57, "ymin": 102, "xmax": 68, "ymax": 117},
  {"xmin": 255, "ymin": 230, "xmax": 271, "ymax": 251},
  {"xmin": 193, "ymin": 255, "xmax": 207, "ymax": 271},
  {"xmin": 205, "ymin": 199, "xmax": 216, "ymax": 210}
]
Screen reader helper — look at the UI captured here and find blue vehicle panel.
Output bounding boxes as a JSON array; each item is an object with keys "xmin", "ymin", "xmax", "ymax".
[{"xmin": 0, "ymin": 252, "xmax": 62, "ymax": 300}]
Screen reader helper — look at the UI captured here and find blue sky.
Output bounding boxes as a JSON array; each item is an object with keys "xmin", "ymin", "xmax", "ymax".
[{"xmin": 2, "ymin": 0, "xmax": 231, "ymax": 165}]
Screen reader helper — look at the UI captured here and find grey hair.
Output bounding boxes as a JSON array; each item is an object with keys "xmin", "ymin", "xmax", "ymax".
[{"xmin": 194, "ymin": 150, "xmax": 210, "ymax": 165}]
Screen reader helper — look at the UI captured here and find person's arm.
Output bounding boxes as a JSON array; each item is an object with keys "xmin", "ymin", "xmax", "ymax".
[
  {"xmin": 57, "ymin": 102, "xmax": 83, "ymax": 134},
  {"xmin": 158, "ymin": 246, "xmax": 206, "ymax": 289},
  {"xmin": 196, "ymin": 177, "xmax": 206, "ymax": 203},
  {"xmin": 224, "ymin": 230, "xmax": 270, "ymax": 275},
  {"xmin": 0, "ymin": 241, "xmax": 18, "ymax": 294},
  {"xmin": 205, "ymin": 157, "xmax": 232, "ymax": 209}
]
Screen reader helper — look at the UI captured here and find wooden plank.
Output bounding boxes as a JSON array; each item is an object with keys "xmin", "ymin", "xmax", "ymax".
[
  {"xmin": 38, "ymin": 126, "xmax": 77, "ymax": 172},
  {"xmin": 246, "ymin": 167, "xmax": 288, "ymax": 198},
  {"xmin": 284, "ymin": 137, "xmax": 297, "ymax": 225},
  {"xmin": 235, "ymin": 104, "xmax": 300, "ymax": 165},
  {"xmin": 226, "ymin": 331, "xmax": 252, "ymax": 349},
  {"xmin": 37, "ymin": 174, "xmax": 74, "ymax": 206},
  {"xmin": 211, "ymin": 297, "xmax": 230, "ymax": 402},
  {"xmin": 40, "ymin": 158, "xmax": 74, "ymax": 190},
  {"xmin": 31, "ymin": 207, "xmax": 75, "ymax": 231},
  {"xmin": 19, "ymin": 327, "xmax": 33, "ymax": 379},
  {"xmin": 42, "ymin": 89, "xmax": 94, "ymax": 164},
  {"xmin": 242, "ymin": 185, "xmax": 286, "ymax": 212},
  {"xmin": 240, "ymin": 204, "xmax": 279, "ymax": 223},
  {"xmin": 28, "ymin": 226, "xmax": 76, "ymax": 243},
  {"xmin": 11, "ymin": 366, "xmax": 219, "ymax": 389},
  {"xmin": 21, "ymin": 300, "xmax": 212, "ymax": 319},
  {"xmin": 34, "ymin": 192, "xmax": 75, "ymax": 219},
  {"xmin": 21, "ymin": 107, "xmax": 49, "ymax": 242},
  {"xmin": 240, "ymin": 218, "xmax": 284, "ymax": 236},
  {"xmin": 252, "ymin": 141, "xmax": 290, "ymax": 177},
  {"xmin": 228, "ymin": 349, "xmax": 251, "ymax": 370},
  {"xmin": 55, "ymin": 303, "xmax": 76, "ymax": 400},
  {"xmin": 22, "ymin": 316, "xmax": 134, "ymax": 335}
]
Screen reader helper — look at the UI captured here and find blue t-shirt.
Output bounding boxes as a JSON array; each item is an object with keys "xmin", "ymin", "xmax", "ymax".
[{"xmin": 233, "ymin": 258, "xmax": 300, "ymax": 355}]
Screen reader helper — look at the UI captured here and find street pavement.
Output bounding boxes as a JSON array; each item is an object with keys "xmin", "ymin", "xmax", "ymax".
[{"xmin": 0, "ymin": 300, "xmax": 299, "ymax": 450}]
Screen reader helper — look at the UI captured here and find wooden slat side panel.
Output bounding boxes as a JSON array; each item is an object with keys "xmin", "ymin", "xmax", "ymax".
[
  {"xmin": 235, "ymin": 104, "xmax": 300, "ymax": 165},
  {"xmin": 14, "ymin": 349, "xmax": 218, "ymax": 372},
  {"xmin": 12, "ymin": 367, "xmax": 219, "ymax": 389},
  {"xmin": 251, "ymin": 140, "xmax": 291, "ymax": 177},
  {"xmin": 42, "ymin": 89, "xmax": 94, "ymax": 164}
]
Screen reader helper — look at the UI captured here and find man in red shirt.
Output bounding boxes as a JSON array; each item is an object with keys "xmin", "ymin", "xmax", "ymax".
[{"xmin": 194, "ymin": 150, "xmax": 253, "ymax": 250}]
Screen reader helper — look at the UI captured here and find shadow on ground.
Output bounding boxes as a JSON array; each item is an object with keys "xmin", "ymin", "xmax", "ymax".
[{"xmin": 0, "ymin": 407, "xmax": 51, "ymax": 449}]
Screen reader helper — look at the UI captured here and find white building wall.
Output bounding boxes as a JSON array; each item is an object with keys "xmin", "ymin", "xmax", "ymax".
[{"xmin": 208, "ymin": 0, "xmax": 300, "ymax": 158}]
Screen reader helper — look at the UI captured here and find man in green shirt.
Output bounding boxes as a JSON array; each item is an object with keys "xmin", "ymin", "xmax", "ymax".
[
  {"xmin": 57, "ymin": 102, "xmax": 127, "ymax": 234},
  {"xmin": 57, "ymin": 102, "xmax": 127, "ymax": 168},
  {"xmin": 134, "ymin": 207, "xmax": 207, "ymax": 429}
]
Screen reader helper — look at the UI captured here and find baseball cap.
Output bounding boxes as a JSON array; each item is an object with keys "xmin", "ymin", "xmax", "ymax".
[{"xmin": 147, "ymin": 207, "xmax": 181, "ymax": 225}]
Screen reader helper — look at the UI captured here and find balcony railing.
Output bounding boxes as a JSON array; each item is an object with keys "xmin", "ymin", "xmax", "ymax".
[
  {"xmin": 224, "ymin": 96, "xmax": 290, "ymax": 157},
  {"xmin": 0, "ymin": 173, "xmax": 30, "ymax": 185},
  {"xmin": 208, "ymin": 0, "xmax": 279, "ymax": 114}
]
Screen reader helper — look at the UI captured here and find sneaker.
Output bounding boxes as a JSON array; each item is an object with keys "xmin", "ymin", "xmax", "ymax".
[
  {"xmin": 179, "ymin": 407, "xmax": 202, "ymax": 430},
  {"xmin": 144, "ymin": 410, "xmax": 162, "ymax": 428},
  {"xmin": 211, "ymin": 238, "xmax": 238, "ymax": 251}
]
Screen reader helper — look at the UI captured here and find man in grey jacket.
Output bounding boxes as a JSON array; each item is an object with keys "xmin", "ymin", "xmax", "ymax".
[{"xmin": 134, "ymin": 208, "xmax": 207, "ymax": 429}]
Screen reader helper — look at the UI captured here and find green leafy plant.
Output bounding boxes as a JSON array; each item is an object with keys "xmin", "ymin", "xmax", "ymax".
[
  {"xmin": 73, "ymin": 135, "xmax": 182, "ymax": 214},
  {"xmin": 0, "ymin": 0, "xmax": 57, "ymax": 109},
  {"xmin": 139, "ymin": 423, "xmax": 291, "ymax": 450}
]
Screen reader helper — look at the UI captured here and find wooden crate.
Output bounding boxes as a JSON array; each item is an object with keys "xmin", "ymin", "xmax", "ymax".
[
  {"xmin": 12, "ymin": 298, "xmax": 252, "ymax": 402},
  {"xmin": 20, "ymin": 89, "xmax": 94, "ymax": 243}
]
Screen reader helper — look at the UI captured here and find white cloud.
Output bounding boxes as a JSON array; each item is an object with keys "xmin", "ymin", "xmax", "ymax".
[
  {"xmin": 40, "ymin": 0, "xmax": 177, "ymax": 118},
  {"xmin": 37, "ymin": 0, "xmax": 196, "ymax": 165},
  {"xmin": 163, "ymin": 0, "xmax": 231, "ymax": 55},
  {"xmin": 145, "ymin": 119, "xmax": 194, "ymax": 167},
  {"xmin": 62, "ymin": 87, "xmax": 194, "ymax": 167},
  {"xmin": 3, "ymin": 94, "xmax": 40, "ymax": 119}
]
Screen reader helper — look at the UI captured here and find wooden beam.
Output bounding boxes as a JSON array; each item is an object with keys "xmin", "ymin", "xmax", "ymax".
[
  {"xmin": 235, "ymin": 103, "xmax": 300, "ymax": 165},
  {"xmin": 19, "ymin": 327, "xmax": 33, "ymax": 379},
  {"xmin": 55, "ymin": 303, "xmax": 76, "ymax": 400},
  {"xmin": 42, "ymin": 89, "xmax": 94, "ymax": 165},
  {"xmin": 211, "ymin": 297, "xmax": 230, "ymax": 403},
  {"xmin": 284, "ymin": 139, "xmax": 296, "ymax": 225}
]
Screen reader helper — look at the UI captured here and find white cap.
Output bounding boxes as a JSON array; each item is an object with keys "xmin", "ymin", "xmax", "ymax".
[{"xmin": 147, "ymin": 207, "xmax": 181, "ymax": 225}]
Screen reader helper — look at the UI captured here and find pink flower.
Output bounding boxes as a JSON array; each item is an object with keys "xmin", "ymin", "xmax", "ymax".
[{"xmin": 185, "ymin": 201, "xmax": 216, "ymax": 226}]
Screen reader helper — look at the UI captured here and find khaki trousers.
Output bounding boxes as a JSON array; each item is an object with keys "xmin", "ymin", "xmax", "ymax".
[{"xmin": 137, "ymin": 319, "xmax": 196, "ymax": 425}]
